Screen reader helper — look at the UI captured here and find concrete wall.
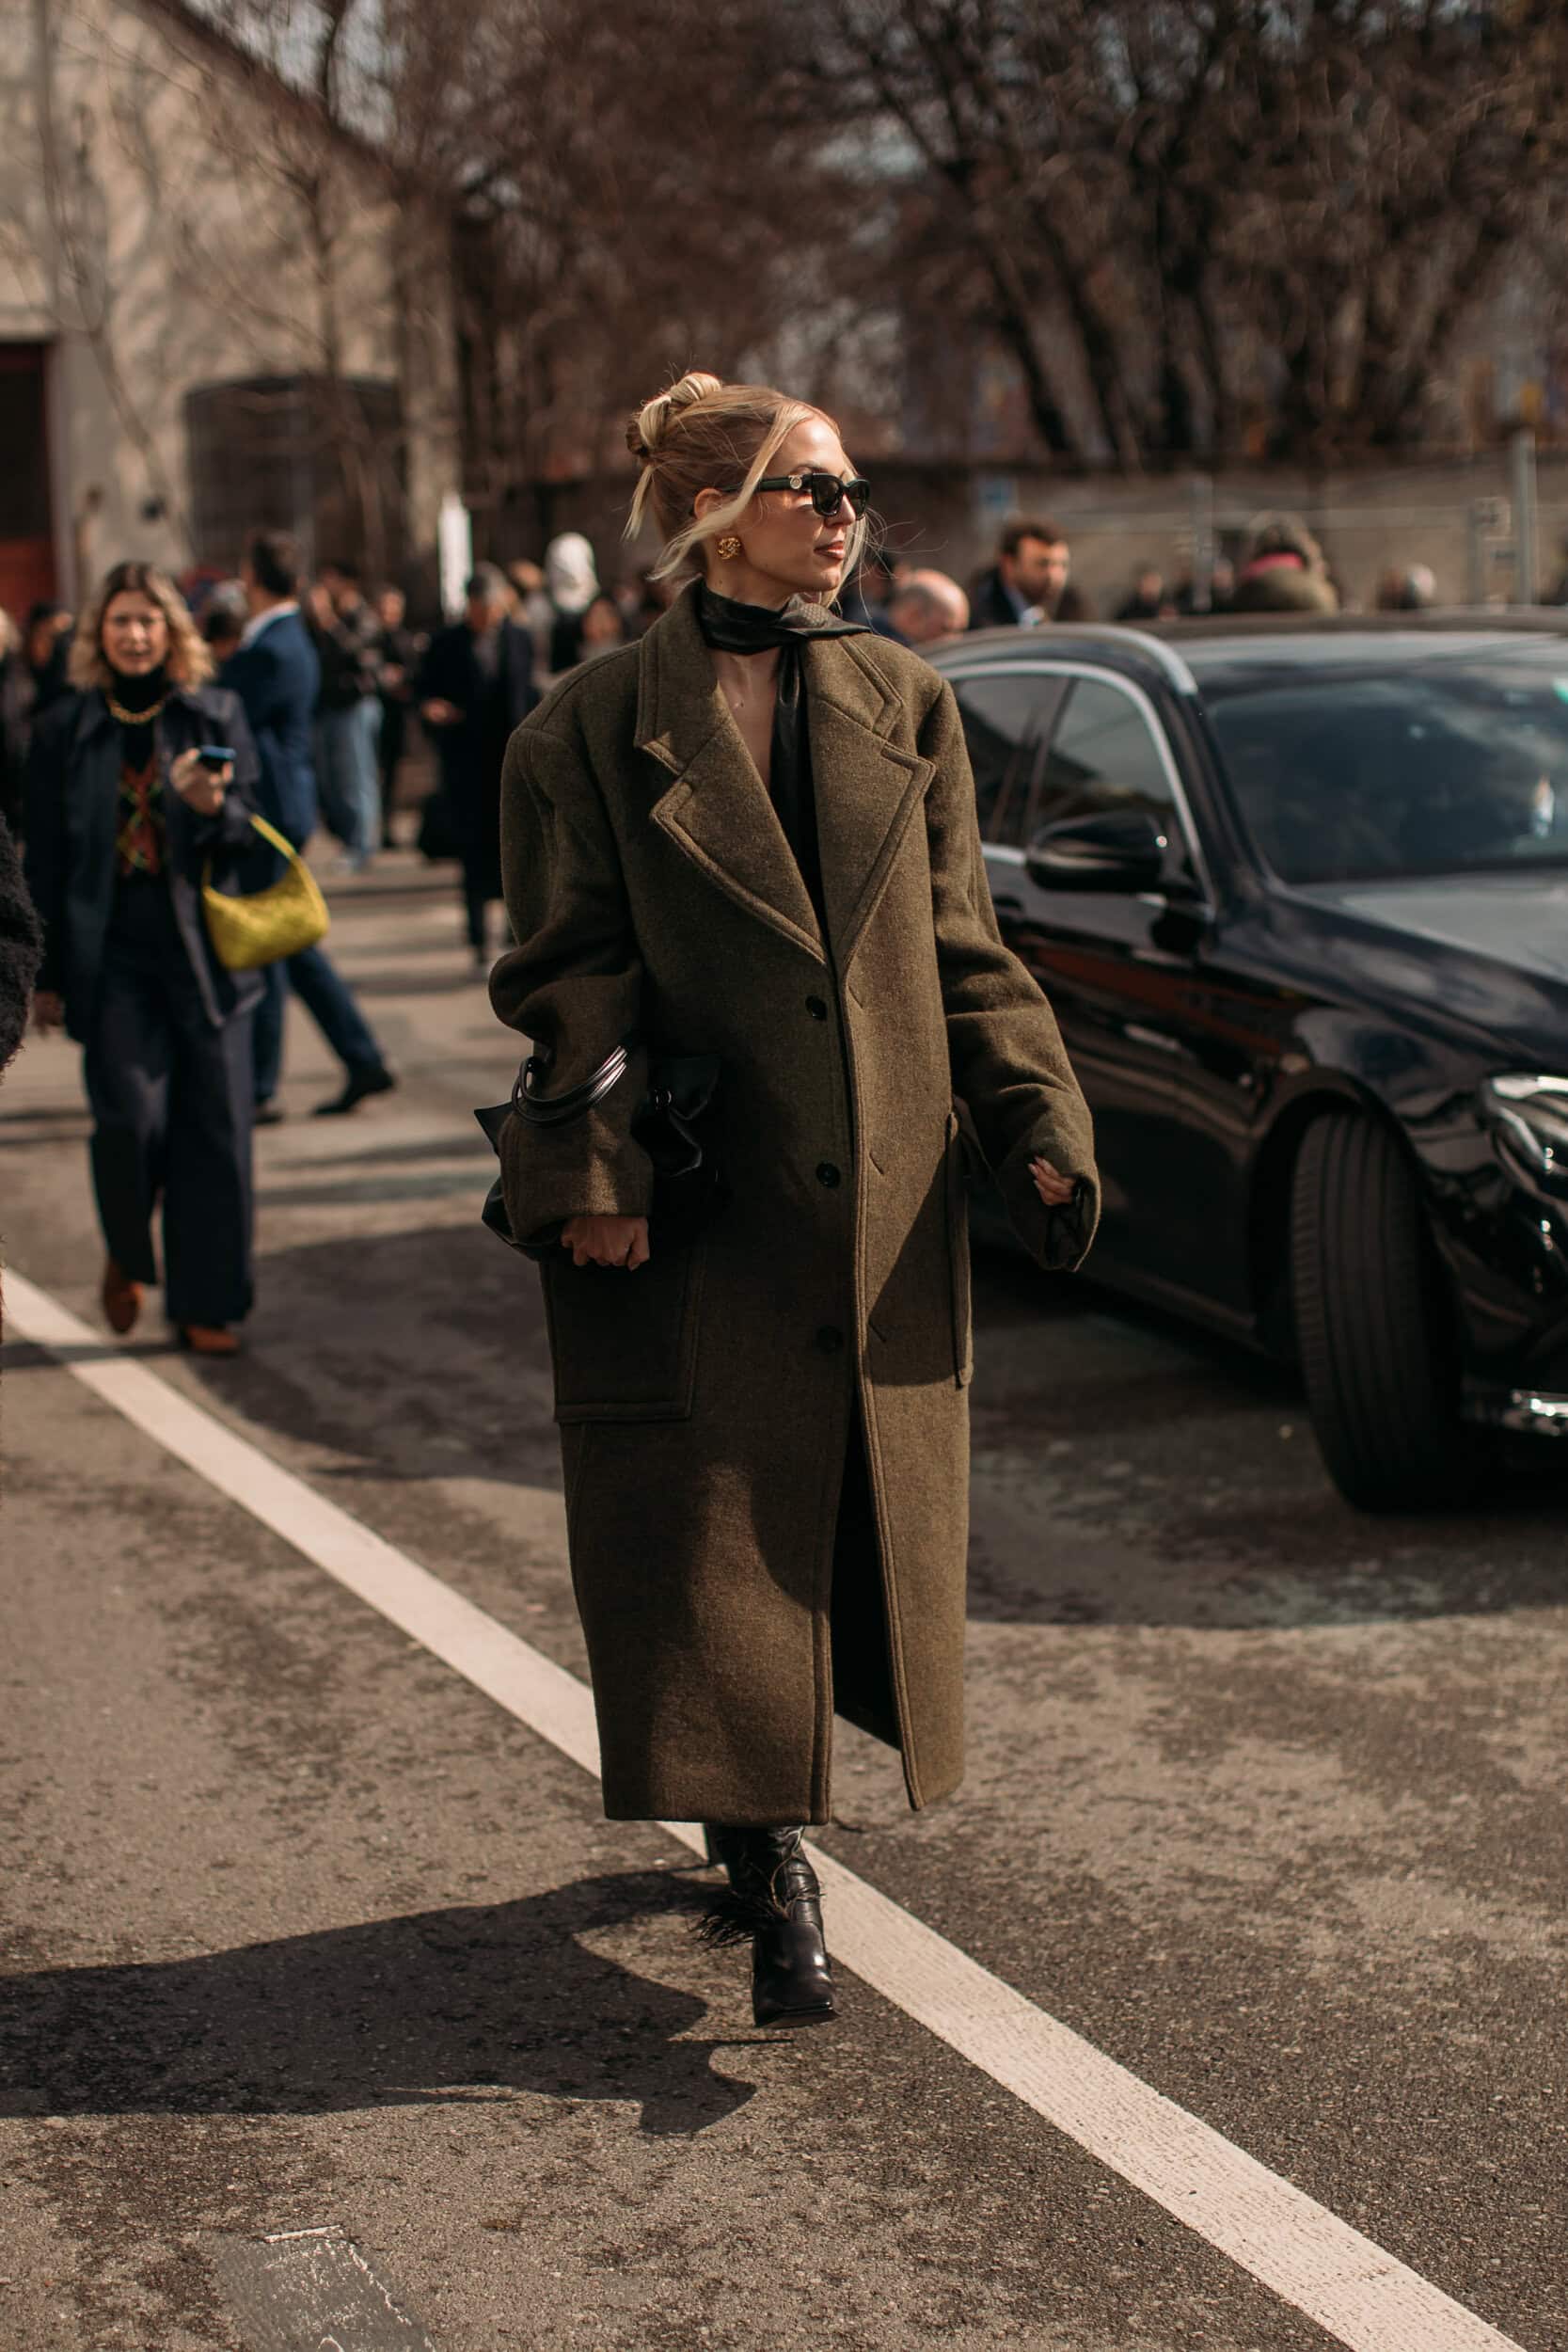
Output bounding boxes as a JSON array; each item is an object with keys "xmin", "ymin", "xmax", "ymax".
[{"xmin": 1, "ymin": 0, "xmax": 456, "ymax": 598}]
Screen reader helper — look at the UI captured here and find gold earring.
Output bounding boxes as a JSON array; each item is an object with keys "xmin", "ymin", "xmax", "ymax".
[{"xmin": 716, "ymin": 535, "xmax": 742, "ymax": 562}]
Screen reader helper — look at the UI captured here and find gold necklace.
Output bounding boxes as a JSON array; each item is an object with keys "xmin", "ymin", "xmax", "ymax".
[{"xmin": 105, "ymin": 688, "xmax": 169, "ymax": 726}]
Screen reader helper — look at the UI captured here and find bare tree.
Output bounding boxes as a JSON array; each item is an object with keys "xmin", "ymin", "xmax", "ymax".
[
  {"xmin": 813, "ymin": 0, "xmax": 1568, "ymax": 466},
  {"xmin": 370, "ymin": 0, "xmax": 869, "ymax": 540}
]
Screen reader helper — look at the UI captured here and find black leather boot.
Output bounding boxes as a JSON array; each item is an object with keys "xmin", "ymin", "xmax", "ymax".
[{"xmin": 697, "ymin": 1825, "xmax": 836, "ymax": 2027}]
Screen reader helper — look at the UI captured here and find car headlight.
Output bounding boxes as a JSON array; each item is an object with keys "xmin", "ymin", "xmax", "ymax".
[{"xmin": 1481, "ymin": 1073, "xmax": 1568, "ymax": 1191}]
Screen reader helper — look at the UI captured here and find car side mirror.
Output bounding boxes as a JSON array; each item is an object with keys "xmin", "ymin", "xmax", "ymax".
[{"xmin": 1024, "ymin": 809, "xmax": 1169, "ymax": 893}]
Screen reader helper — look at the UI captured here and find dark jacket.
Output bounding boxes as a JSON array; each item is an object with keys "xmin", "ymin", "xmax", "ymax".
[
  {"xmin": 418, "ymin": 618, "xmax": 536, "ymax": 833},
  {"xmin": 26, "ymin": 630, "xmax": 74, "ymax": 722},
  {"xmin": 24, "ymin": 684, "xmax": 262, "ymax": 1042},
  {"xmin": 491, "ymin": 582, "xmax": 1098, "ymax": 1825},
  {"xmin": 839, "ymin": 577, "xmax": 908, "ymax": 643},
  {"xmin": 221, "ymin": 609, "xmax": 321, "ymax": 848},
  {"xmin": 969, "ymin": 568, "xmax": 1094, "ymax": 628},
  {"xmin": 0, "ymin": 810, "xmax": 41, "ymax": 1077},
  {"xmin": 312, "ymin": 600, "xmax": 382, "ymax": 708},
  {"xmin": 0, "ymin": 656, "xmax": 24, "ymax": 834}
]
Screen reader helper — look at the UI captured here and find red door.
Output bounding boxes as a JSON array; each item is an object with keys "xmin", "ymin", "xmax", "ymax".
[{"xmin": 0, "ymin": 346, "xmax": 57, "ymax": 617}]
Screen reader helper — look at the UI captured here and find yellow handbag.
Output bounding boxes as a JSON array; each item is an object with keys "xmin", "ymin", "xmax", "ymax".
[{"xmin": 202, "ymin": 815, "xmax": 331, "ymax": 972}]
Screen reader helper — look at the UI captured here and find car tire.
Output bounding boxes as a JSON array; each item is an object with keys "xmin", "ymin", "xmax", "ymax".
[{"xmin": 1290, "ymin": 1109, "xmax": 1479, "ymax": 1510}]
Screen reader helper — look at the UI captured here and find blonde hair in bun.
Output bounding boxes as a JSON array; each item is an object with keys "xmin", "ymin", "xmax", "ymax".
[
  {"xmin": 626, "ymin": 371, "xmax": 864, "ymax": 581},
  {"xmin": 626, "ymin": 370, "xmax": 723, "ymax": 466}
]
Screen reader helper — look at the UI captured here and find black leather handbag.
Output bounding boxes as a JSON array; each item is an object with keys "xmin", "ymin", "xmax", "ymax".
[{"xmin": 475, "ymin": 1041, "xmax": 726, "ymax": 1260}]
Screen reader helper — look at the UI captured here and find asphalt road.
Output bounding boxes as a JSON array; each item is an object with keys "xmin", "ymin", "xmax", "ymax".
[{"xmin": 3, "ymin": 852, "xmax": 1566, "ymax": 2352}]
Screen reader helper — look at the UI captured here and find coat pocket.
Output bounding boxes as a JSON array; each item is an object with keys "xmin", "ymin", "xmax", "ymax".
[
  {"xmin": 943, "ymin": 1111, "xmax": 974, "ymax": 1390},
  {"xmin": 540, "ymin": 1240, "xmax": 705, "ymax": 1422}
]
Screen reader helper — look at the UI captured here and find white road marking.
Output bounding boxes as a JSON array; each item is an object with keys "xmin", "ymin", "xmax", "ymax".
[
  {"xmin": 208, "ymin": 2226, "xmax": 436, "ymax": 2350},
  {"xmin": 4, "ymin": 1269, "xmax": 1526, "ymax": 2352}
]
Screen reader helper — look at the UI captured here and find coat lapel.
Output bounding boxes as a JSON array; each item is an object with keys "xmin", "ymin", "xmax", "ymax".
[
  {"xmin": 71, "ymin": 693, "xmax": 121, "ymax": 879},
  {"xmin": 635, "ymin": 589, "xmax": 933, "ymax": 975},
  {"xmin": 638, "ymin": 588, "xmax": 826, "ymax": 963},
  {"xmin": 805, "ymin": 638, "xmax": 934, "ymax": 976}
]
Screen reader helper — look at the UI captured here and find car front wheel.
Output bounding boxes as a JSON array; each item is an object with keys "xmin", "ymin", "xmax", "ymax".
[{"xmin": 1290, "ymin": 1109, "xmax": 1479, "ymax": 1510}]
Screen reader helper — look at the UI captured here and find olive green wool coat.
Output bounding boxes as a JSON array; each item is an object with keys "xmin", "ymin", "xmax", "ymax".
[{"xmin": 491, "ymin": 583, "xmax": 1098, "ymax": 1825}]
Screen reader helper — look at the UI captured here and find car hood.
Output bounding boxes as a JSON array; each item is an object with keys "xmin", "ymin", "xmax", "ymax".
[{"xmin": 1284, "ymin": 869, "xmax": 1568, "ymax": 1067}]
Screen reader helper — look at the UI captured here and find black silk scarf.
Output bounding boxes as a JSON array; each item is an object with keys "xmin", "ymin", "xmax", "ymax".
[{"xmin": 696, "ymin": 585, "xmax": 865, "ymax": 925}]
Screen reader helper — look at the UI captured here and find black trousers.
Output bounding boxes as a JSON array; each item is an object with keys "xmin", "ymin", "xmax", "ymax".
[
  {"xmin": 830, "ymin": 1402, "xmax": 900, "ymax": 1750},
  {"xmin": 460, "ymin": 852, "xmax": 504, "ymax": 954},
  {"xmin": 83, "ymin": 879, "xmax": 255, "ymax": 1327}
]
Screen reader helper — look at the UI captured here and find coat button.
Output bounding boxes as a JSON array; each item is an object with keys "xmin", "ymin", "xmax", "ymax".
[
  {"xmin": 816, "ymin": 1161, "xmax": 841, "ymax": 1188},
  {"xmin": 805, "ymin": 995, "xmax": 828, "ymax": 1021},
  {"xmin": 815, "ymin": 1325, "xmax": 844, "ymax": 1354}
]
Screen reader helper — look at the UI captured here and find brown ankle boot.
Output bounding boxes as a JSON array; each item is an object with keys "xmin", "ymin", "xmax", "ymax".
[
  {"xmin": 102, "ymin": 1261, "xmax": 143, "ymax": 1336},
  {"xmin": 179, "ymin": 1324, "xmax": 240, "ymax": 1358}
]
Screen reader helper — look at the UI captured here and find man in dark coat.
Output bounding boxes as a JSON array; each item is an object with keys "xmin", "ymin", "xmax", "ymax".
[
  {"xmin": 0, "ymin": 808, "xmax": 40, "ymax": 1079},
  {"xmin": 373, "ymin": 584, "xmax": 423, "ymax": 848},
  {"xmin": 224, "ymin": 531, "xmax": 395, "ymax": 1119},
  {"xmin": 970, "ymin": 517, "xmax": 1093, "ymax": 628},
  {"xmin": 419, "ymin": 565, "xmax": 537, "ymax": 974},
  {"xmin": 0, "ymin": 806, "xmax": 42, "ymax": 1341},
  {"xmin": 23, "ymin": 603, "xmax": 74, "ymax": 724}
]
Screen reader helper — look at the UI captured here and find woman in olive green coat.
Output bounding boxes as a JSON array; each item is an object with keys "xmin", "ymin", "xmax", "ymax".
[{"xmin": 491, "ymin": 372, "xmax": 1097, "ymax": 2025}]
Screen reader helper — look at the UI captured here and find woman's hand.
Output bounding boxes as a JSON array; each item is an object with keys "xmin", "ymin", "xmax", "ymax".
[
  {"xmin": 169, "ymin": 746, "xmax": 230, "ymax": 818},
  {"xmin": 561, "ymin": 1214, "xmax": 651, "ymax": 1270},
  {"xmin": 420, "ymin": 697, "xmax": 462, "ymax": 727},
  {"xmin": 1029, "ymin": 1156, "xmax": 1078, "ymax": 1208},
  {"xmin": 31, "ymin": 990, "xmax": 64, "ymax": 1034}
]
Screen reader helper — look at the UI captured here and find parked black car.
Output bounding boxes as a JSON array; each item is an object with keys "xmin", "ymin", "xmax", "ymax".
[{"xmin": 930, "ymin": 614, "xmax": 1568, "ymax": 1510}]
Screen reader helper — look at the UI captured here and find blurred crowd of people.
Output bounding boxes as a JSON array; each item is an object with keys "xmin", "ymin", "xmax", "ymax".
[
  {"xmin": 0, "ymin": 509, "xmax": 1467, "ymax": 873},
  {"xmin": 944, "ymin": 511, "xmax": 1446, "ymax": 628},
  {"xmin": 0, "ymin": 487, "xmax": 1548, "ymax": 1360}
]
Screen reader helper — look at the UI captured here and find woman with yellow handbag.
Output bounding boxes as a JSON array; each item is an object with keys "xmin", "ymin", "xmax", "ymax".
[{"xmin": 24, "ymin": 561, "xmax": 275, "ymax": 1356}]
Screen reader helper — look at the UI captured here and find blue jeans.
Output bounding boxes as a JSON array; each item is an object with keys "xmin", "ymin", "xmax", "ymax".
[
  {"xmin": 314, "ymin": 700, "xmax": 382, "ymax": 859},
  {"xmin": 253, "ymin": 945, "xmax": 384, "ymax": 1104}
]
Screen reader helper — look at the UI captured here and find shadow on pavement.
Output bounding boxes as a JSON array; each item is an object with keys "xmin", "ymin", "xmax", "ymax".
[{"xmin": 0, "ymin": 1872, "xmax": 758, "ymax": 2138}]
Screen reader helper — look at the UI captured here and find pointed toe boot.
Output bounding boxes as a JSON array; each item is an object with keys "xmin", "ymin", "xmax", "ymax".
[{"xmin": 698, "ymin": 1824, "xmax": 836, "ymax": 2028}]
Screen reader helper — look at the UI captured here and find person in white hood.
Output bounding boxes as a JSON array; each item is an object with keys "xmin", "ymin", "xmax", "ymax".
[{"xmin": 543, "ymin": 532, "xmax": 601, "ymax": 674}]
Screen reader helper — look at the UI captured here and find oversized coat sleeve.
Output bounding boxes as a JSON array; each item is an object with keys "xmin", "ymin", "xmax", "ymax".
[
  {"xmin": 919, "ymin": 675, "xmax": 1101, "ymax": 1273},
  {"xmin": 488, "ymin": 715, "xmax": 655, "ymax": 1244}
]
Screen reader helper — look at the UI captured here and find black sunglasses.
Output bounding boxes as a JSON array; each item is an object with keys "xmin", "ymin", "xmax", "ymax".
[{"xmin": 754, "ymin": 470, "xmax": 872, "ymax": 519}]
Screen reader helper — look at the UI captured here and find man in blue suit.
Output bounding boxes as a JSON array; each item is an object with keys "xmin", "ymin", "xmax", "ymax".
[{"xmin": 225, "ymin": 531, "xmax": 396, "ymax": 1120}]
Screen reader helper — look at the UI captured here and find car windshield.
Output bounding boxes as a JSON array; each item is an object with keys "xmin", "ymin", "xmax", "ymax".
[{"xmin": 1204, "ymin": 645, "xmax": 1568, "ymax": 884}]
